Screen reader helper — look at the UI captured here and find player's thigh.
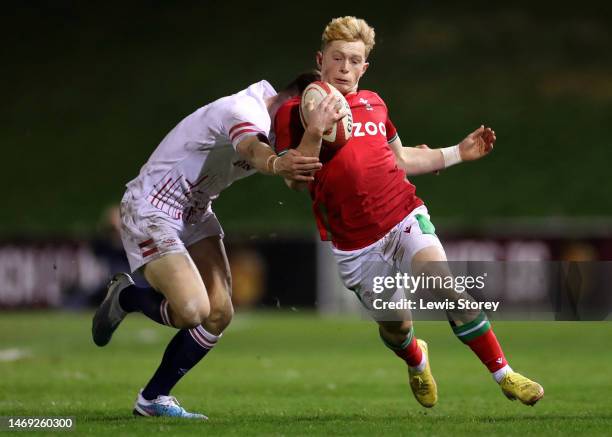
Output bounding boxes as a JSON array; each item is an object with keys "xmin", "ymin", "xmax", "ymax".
[
  {"xmin": 410, "ymin": 229, "xmax": 479, "ymax": 324},
  {"xmin": 411, "ymin": 246, "xmax": 450, "ymax": 276},
  {"xmin": 187, "ymin": 235, "xmax": 233, "ymax": 332},
  {"xmin": 181, "ymin": 208, "xmax": 229, "ymax": 304},
  {"xmin": 394, "ymin": 206, "xmax": 448, "ymax": 275},
  {"xmin": 143, "ymin": 252, "xmax": 210, "ymax": 324},
  {"xmin": 119, "ymin": 196, "xmax": 210, "ymax": 324},
  {"xmin": 393, "ymin": 207, "xmax": 473, "ymax": 308},
  {"xmin": 332, "ymin": 245, "xmax": 411, "ymax": 322},
  {"xmin": 188, "ymin": 235, "xmax": 232, "ymax": 303}
]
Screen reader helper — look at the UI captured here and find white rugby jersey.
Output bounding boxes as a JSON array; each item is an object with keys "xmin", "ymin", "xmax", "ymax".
[{"xmin": 125, "ymin": 80, "xmax": 276, "ymax": 224}]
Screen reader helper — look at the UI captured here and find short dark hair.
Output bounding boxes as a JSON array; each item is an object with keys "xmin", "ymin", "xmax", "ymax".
[{"xmin": 282, "ymin": 70, "xmax": 321, "ymax": 94}]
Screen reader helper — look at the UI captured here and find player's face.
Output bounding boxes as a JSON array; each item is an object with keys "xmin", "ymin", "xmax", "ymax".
[{"xmin": 316, "ymin": 40, "xmax": 369, "ymax": 95}]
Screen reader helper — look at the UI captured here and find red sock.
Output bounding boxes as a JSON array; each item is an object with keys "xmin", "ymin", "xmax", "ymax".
[
  {"xmin": 393, "ymin": 336, "xmax": 423, "ymax": 367},
  {"xmin": 465, "ymin": 329, "xmax": 507, "ymax": 373}
]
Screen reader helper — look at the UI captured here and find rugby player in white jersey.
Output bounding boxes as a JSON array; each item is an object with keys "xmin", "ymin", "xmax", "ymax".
[{"xmin": 92, "ymin": 74, "xmax": 345, "ymax": 419}]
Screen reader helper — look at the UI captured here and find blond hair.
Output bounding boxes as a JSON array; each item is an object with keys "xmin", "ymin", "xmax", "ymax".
[{"xmin": 321, "ymin": 16, "xmax": 375, "ymax": 58}]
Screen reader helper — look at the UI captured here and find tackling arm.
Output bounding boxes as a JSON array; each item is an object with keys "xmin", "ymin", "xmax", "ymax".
[
  {"xmin": 283, "ymin": 127, "xmax": 328, "ymax": 190},
  {"xmin": 236, "ymin": 136, "xmax": 322, "ymax": 182}
]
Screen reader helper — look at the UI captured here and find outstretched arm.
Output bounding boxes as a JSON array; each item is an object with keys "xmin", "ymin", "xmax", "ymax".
[
  {"xmin": 456, "ymin": 125, "xmax": 496, "ymax": 161},
  {"xmin": 388, "ymin": 137, "xmax": 444, "ymax": 176},
  {"xmin": 389, "ymin": 125, "xmax": 496, "ymax": 176}
]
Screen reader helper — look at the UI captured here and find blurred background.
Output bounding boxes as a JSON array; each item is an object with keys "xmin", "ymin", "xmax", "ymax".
[{"xmin": 1, "ymin": 0, "xmax": 611, "ymax": 314}]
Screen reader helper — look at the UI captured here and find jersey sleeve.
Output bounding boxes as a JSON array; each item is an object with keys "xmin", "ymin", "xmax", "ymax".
[
  {"xmin": 225, "ymin": 100, "xmax": 269, "ymax": 149},
  {"xmin": 273, "ymin": 99, "xmax": 304, "ymax": 155},
  {"xmin": 385, "ymin": 116, "xmax": 398, "ymax": 143},
  {"xmin": 372, "ymin": 91, "xmax": 399, "ymax": 144}
]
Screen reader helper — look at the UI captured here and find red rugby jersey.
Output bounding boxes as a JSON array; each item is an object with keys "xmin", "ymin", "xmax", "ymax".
[{"xmin": 274, "ymin": 90, "xmax": 423, "ymax": 250}]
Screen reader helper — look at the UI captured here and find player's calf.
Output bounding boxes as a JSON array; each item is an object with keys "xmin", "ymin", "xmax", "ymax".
[
  {"xmin": 450, "ymin": 311, "xmax": 511, "ymax": 380},
  {"xmin": 141, "ymin": 325, "xmax": 221, "ymax": 402},
  {"xmin": 449, "ymin": 310, "xmax": 544, "ymax": 405}
]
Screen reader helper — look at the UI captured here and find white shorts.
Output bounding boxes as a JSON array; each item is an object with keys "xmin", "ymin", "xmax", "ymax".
[
  {"xmin": 119, "ymin": 190, "xmax": 224, "ymax": 272},
  {"xmin": 331, "ymin": 205, "xmax": 444, "ymax": 315}
]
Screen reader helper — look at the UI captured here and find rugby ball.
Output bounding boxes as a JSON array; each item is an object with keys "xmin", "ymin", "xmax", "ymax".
[{"xmin": 299, "ymin": 81, "xmax": 352, "ymax": 151}]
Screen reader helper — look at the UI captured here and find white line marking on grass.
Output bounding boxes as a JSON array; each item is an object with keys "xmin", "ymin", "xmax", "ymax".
[
  {"xmin": 60, "ymin": 370, "xmax": 90, "ymax": 380},
  {"xmin": 0, "ymin": 348, "xmax": 31, "ymax": 362},
  {"xmin": 136, "ymin": 329, "xmax": 160, "ymax": 344}
]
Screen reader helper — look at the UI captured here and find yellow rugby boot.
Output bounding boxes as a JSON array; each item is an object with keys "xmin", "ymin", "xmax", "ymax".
[
  {"xmin": 500, "ymin": 371, "xmax": 544, "ymax": 406},
  {"xmin": 408, "ymin": 339, "xmax": 438, "ymax": 408}
]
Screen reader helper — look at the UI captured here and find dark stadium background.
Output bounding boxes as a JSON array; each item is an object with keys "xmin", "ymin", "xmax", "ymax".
[
  {"xmin": 2, "ymin": 1, "xmax": 611, "ymax": 310},
  {"xmin": 1, "ymin": 2, "xmax": 611, "ymax": 434}
]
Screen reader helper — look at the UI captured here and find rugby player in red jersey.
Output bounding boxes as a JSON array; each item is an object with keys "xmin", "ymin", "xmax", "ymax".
[{"xmin": 274, "ymin": 16, "xmax": 544, "ymax": 408}]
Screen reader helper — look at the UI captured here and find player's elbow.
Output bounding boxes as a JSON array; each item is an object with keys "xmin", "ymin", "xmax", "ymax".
[
  {"xmin": 394, "ymin": 156, "xmax": 411, "ymax": 174},
  {"xmin": 236, "ymin": 137, "xmax": 258, "ymax": 161}
]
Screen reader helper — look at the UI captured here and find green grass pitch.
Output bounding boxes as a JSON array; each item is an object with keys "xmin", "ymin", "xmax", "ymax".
[{"xmin": 1, "ymin": 311, "xmax": 611, "ymax": 435}]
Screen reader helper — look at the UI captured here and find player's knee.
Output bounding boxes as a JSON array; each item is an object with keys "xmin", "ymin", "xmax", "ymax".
[
  {"xmin": 207, "ymin": 301, "xmax": 234, "ymax": 332},
  {"xmin": 380, "ymin": 320, "xmax": 413, "ymax": 343},
  {"xmin": 395, "ymin": 320, "xmax": 413, "ymax": 337},
  {"xmin": 174, "ymin": 300, "xmax": 211, "ymax": 328},
  {"xmin": 415, "ymin": 262, "xmax": 456, "ymax": 297}
]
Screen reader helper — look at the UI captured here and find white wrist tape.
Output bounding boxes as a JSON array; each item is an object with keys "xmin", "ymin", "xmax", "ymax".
[{"xmin": 441, "ymin": 145, "xmax": 462, "ymax": 168}]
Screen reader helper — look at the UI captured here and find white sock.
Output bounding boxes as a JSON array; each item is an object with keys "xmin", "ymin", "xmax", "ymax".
[
  {"xmin": 492, "ymin": 364, "xmax": 513, "ymax": 383},
  {"xmin": 409, "ymin": 353, "xmax": 427, "ymax": 373}
]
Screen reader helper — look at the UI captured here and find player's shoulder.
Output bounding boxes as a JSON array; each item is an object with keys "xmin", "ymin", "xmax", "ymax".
[
  {"xmin": 273, "ymin": 96, "xmax": 303, "ymax": 150},
  {"xmin": 356, "ymin": 89, "xmax": 387, "ymax": 106},
  {"xmin": 278, "ymin": 96, "xmax": 301, "ymax": 112},
  {"xmin": 275, "ymin": 96, "xmax": 301, "ymax": 124},
  {"xmin": 215, "ymin": 93, "xmax": 269, "ymax": 133},
  {"xmin": 221, "ymin": 93, "xmax": 262, "ymax": 117}
]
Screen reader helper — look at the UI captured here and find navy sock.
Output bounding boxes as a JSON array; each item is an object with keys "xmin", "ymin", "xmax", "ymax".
[
  {"xmin": 141, "ymin": 326, "xmax": 219, "ymax": 400},
  {"xmin": 119, "ymin": 285, "xmax": 169, "ymax": 326}
]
